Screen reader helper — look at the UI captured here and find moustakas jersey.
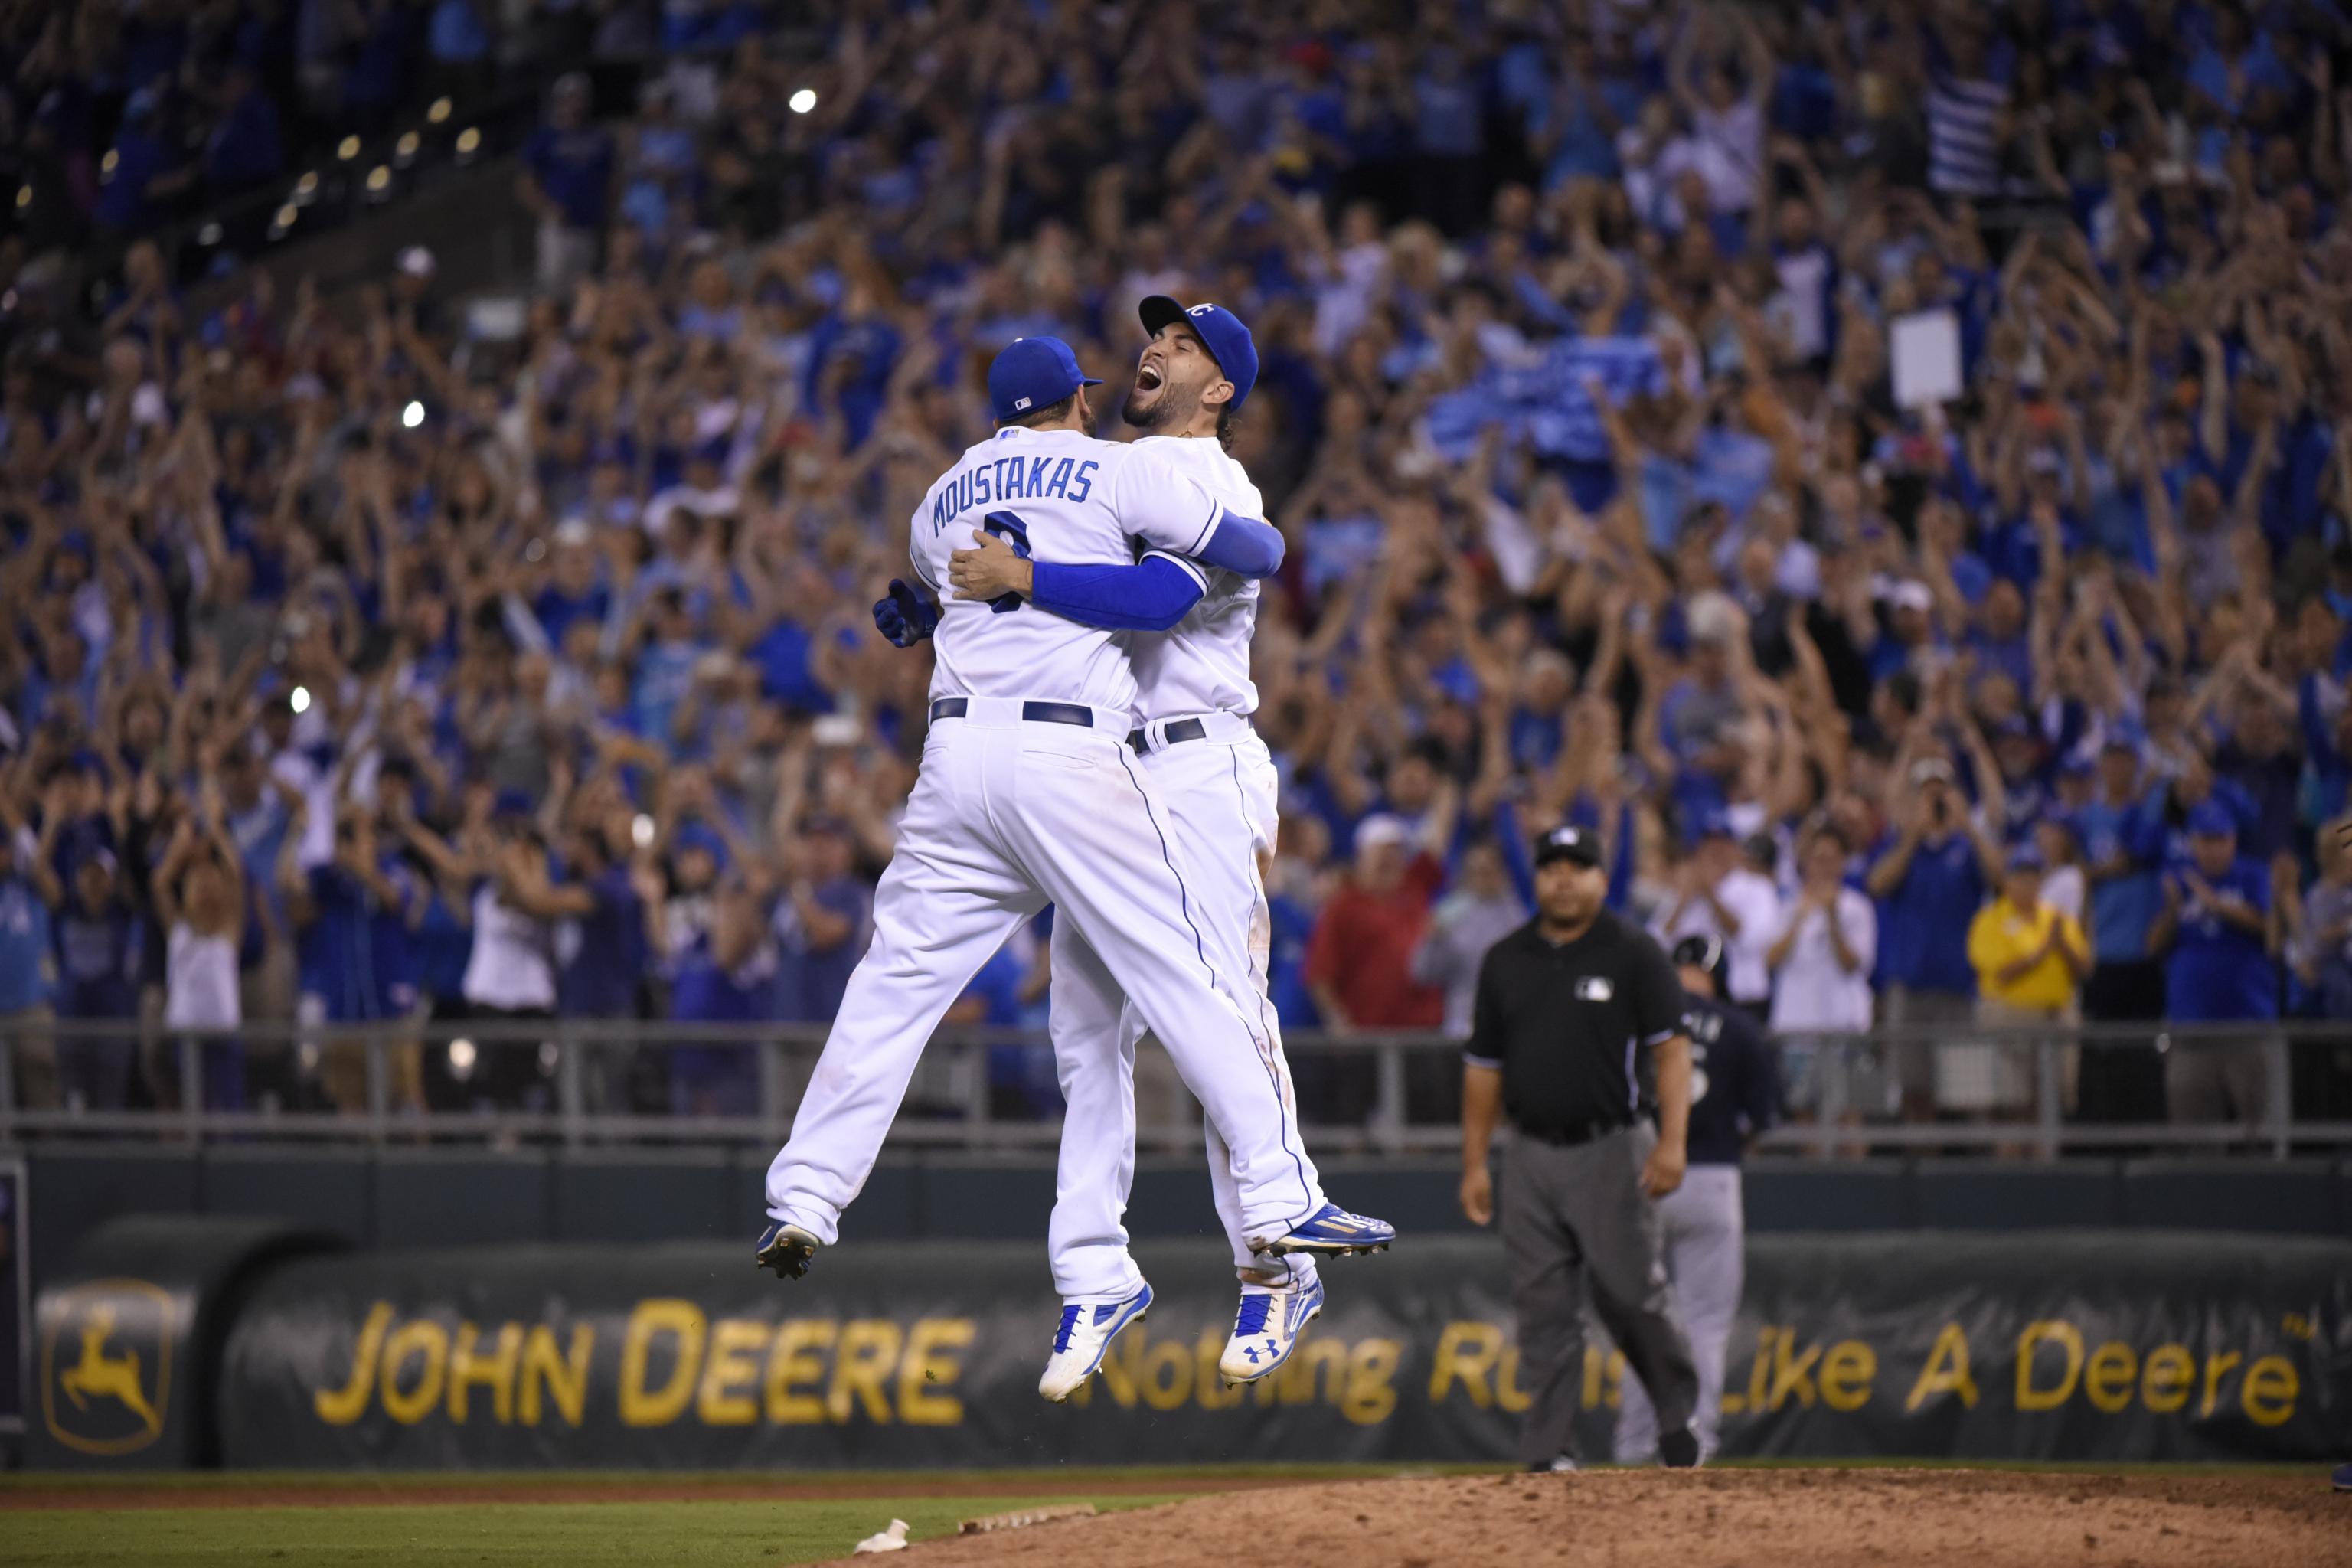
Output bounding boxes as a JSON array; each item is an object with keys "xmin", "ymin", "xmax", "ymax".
[
  {"xmin": 911, "ymin": 426, "xmax": 1225, "ymax": 717},
  {"xmin": 1128, "ymin": 436, "xmax": 1263, "ymax": 720}
]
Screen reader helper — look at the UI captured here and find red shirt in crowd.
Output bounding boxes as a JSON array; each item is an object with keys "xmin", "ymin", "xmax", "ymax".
[{"xmin": 1304, "ymin": 854, "xmax": 1448, "ymax": 1027}]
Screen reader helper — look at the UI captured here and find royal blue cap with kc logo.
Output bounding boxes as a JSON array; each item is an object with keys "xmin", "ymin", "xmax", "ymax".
[
  {"xmin": 1139, "ymin": 296, "xmax": 1259, "ymax": 411},
  {"xmin": 987, "ymin": 337, "xmax": 1101, "ymax": 423}
]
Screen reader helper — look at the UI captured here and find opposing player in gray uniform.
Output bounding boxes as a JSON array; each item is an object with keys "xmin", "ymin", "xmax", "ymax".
[
  {"xmin": 892, "ymin": 301, "xmax": 1391, "ymax": 1402},
  {"xmin": 1615, "ymin": 933, "xmax": 1778, "ymax": 1463}
]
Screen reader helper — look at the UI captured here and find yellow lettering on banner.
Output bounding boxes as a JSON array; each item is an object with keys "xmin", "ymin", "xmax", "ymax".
[
  {"xmin": 1767, "ymin": 1335, "xmax": 1819, "ymax": 1410},
  {"xmin": 1341, "ymin": 1339, "xmax": 1401, "ymax": 1426},
  {"xmin": 1905, "ymin": 1324, "xmax": 1979, "ymax": 1413},
  {"xmin": 2015, "ymin": 1321, "xmax": 2085, "ymax": 1413},
  {"xmin": 1279, "ymin": 1339, "xmax": 1346, "ymax": 1406},
  {"xmin": 900, "ymin": 1319, "xmax": 974, "ymax": 1426},
  {"xmin": 1581, "ymin": 1344, "xmax": 1606, "ymax": 1410},
  {"xmin": 520, "ymin": 1325, "xmax": 593, "ymax": 1426},
  {"xmin": 2242, "ymin": 1356, "xmax": 2298, "ymax": 1426},
  {"xmin": 1195, "ymin": 1331, "xmax": 1243, "ymax": 1410},
  {"xmin": 1140, "ymin": 1338, "xmax": 1192, "ymax": 1412},
  {"xmin": 448, "ymin": 1322, "xmax": 522, "ymax": 1425},
  {"xmin": 765, "ymin": 1321, "xmax": 835, "ymax": 1424},
  {"xmin": 315, "ymin": 1302, "xmax": 393, "ymax": 1425},
  {"xmin": 2197, "ymin": 1351, "xmax": 2242, "ymax": 1419},
  {"xmin": 380, "ymin": 1320, "xmax": 449, "ymax": 1425},
  {"xmin": 1746, "ymin": 1328, "xmax": 1772, "ymax": 1413},
  {"xmin": 1496, "ymin": 1343, "xmax": 1530, "ymax": 1415},
  {"xmin": 826, "ymin": 1321, "xmax": 900, "ymax": 1424},
  {"xmin": 2083, "ymin": 1343, "xmax": 2137, "ymax": 1415},
  {"xmin": 619, "ymin": 1299, "xmax": 706, "ymax": 1427},
  {"xmin": 1604, "ymin": 1351, "xmax": 1625, "ymax": 1411},
  {"xmin": 1818, "ymin": 1341, "xmax": 1876, "ymax": 1413},
  {"xmin": 1427, "ymin": 1323, "xmax": 1503, "ymax": 1407},
  {"xmin": 1093, "ymin": 1333, "xmax": 1140, "ymax": 1410},
  {"xmin": 2141, "ymin": 1344, "xmax": 2193, "ymax": 1413},
  {"xmin": 696, "ymin": 1319, "xmax": 769, "ymax": 1426}
]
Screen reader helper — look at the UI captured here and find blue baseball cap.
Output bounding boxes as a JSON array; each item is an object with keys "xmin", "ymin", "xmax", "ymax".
[
  {"xmin": 1695, "ymin": 808, "xmax": 1736, "ymax": 841},
  {"xmin": 987, "ymin": 337, "xmax": 1099, "ymax": 423},
  {"xmin": 2007, "ymin": 841, "xmax": 2047, "ymax": 873},
  {"xmin": 2187, "ymin": 801, "xmax": 2236, "ymax": 838},
  {"xmin": 1139, "ymin": 296, "xmax": 1259, "ymax": 411}
]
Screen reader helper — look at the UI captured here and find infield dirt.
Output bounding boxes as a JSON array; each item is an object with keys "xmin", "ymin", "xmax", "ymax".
[{"xmin": 817, "ymin": 1468, "xmax": 2352, "ymax": 1568}]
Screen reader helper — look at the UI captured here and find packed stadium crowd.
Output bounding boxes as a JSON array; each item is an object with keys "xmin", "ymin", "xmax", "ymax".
[{"xmin": 3, "ymin": 0, "xmax": 2351, "ymax": 1133}]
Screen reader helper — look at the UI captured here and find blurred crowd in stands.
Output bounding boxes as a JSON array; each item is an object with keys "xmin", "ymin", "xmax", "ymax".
[{"xmin": 4, "ymin": 0, "xmax": 2352, "ymax": 1138}]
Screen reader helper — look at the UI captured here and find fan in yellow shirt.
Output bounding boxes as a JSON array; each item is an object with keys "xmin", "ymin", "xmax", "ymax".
[{"xmin": 1968, "ymin": 844, "xmax": 2091, "ymax": 1016}]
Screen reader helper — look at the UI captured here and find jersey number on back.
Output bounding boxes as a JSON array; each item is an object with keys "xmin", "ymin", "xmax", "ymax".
[{"xmin": 981, "ymin": 511, "xmax": 1032, "ymax": 615}]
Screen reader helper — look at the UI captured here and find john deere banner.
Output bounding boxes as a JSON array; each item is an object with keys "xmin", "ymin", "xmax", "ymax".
[
  {"xmin": 210, "ymin": 1232, "xmax": 2352, "ymax": 1468},
  {"xmin": 1, "ymin": 1157, "xmax": 24, "ymax": 1436}
]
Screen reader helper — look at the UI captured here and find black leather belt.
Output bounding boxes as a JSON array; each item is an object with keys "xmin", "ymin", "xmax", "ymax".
[
  {"xmin": 1521, "ymin": 1117, "xmax": 1638, "ymax": 1148},
  {"xmin": 1127, "ymin": 717, "xmax": 1207, "ymax": 752},
  {"xmin": 929, "ymin": 697, "xmax": 1096, "ymax": 727}
]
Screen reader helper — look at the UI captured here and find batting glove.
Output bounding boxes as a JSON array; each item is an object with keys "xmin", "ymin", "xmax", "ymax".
[{"xmin": 873, "ymin": 580, "xmax": 942, "ymax": 648}]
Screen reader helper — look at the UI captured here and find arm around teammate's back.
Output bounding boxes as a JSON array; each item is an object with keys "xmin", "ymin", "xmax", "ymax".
[{"xmin": 1111, "ymin": 448, "xmax": 1284, "ymax": 577}]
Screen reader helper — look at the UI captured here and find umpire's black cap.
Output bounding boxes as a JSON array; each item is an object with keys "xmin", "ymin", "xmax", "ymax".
[
  {"xmin": 1671, "ymin": 933, "xmax": 1727, "ymax": 994},
  {"xmin": 1532, "ymin": 824, "xmax": 1603, "ymax": 870}
]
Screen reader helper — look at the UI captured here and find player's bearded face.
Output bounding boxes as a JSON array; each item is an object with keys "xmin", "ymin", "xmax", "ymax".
[{"xmin": 1125, "ymin": 329, "xmax": 1210, "ymax": 430}]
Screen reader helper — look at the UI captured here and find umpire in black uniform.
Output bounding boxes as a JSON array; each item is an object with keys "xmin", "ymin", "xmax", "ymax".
[{"xmin": 1460, "ymin": 824, "xmax": 1702, "ymax": 1470}]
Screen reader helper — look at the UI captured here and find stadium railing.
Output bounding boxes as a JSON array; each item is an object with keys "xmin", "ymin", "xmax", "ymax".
[{"xmin": 2, "ymin": 1018, "xmax": 2347, "ymax": 1159}]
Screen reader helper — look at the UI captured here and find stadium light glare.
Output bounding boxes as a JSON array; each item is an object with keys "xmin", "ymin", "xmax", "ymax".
[
  {"xmin": 789, "ymin": 88, "xmax": 818, "ymax": 114},
  {"xmin": 366, "ymin": 165, "xmax": 391, "ymax": 194},
  {"xmin": 273, "ymin": 203, "xmax": 299, "ymax": 231},
  {"xmin": 197, "ymin": 220, "xmax": 223, "ymax": 247},
  {"xmin": 338, "ymin": 135, "xmax": 361, "ymax": 161},
  {"xmin": 13, "ymin": 186, "xmax": 28, "ymax": 211},
  {"xmin": 402, "ymin": 400, "xmax": 425, "ymax": 429},
  {"xmin": 456, "ymin": 126, "xmax": 482, "ymax": 156},
  {"xmin": 294, "ymin": 170, "xmax": 318, "ymax": 202},
  {"xmin": 102, "ymin": 149, "xmax": 119, "ymax": 175},
  {"xmin": 449, "ymin": 1038, "xmax": 477, "ymax": 1078},
  {"xmin": 289, "ymin": 686, "xmax": 312, "ymax": 715},
  {"xmin": 427, "ymin": 96, "xmax": 452, "ymax": 125},
  {"xmin": 395, "ymin": 131, "xmax": 420, "ymax": 165}
]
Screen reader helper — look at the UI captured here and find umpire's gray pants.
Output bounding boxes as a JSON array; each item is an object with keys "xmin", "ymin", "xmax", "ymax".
[{"xmin": 1503, "ymin": 1123, "xmax": 1699, "ymax": 1467}]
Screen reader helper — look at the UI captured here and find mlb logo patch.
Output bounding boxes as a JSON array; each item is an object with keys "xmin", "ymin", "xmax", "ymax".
[
  {"xmin": 1014, "ymin": 396, "xmax": 1032, "ymax": 410},
  {"xmin": 1576, "ymin": 977, "xmax": 1613, "ymax": 1002}
]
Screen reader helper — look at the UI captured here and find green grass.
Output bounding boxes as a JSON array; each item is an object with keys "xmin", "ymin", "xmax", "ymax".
[
  {"xmin": 4, "ymin": 1494, "xmax": 1193, "ymax": 1566},
  {"xmin": 0, "ymin": 1462, "xmax": 1418, "ymax": 1494}
]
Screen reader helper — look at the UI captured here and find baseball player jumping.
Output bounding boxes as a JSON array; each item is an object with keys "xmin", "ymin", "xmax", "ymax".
[
  {"xmin": 758, "ymin": 337, "xmax": 1392, "ymax": 1394},
  {"xmin": 936, "ymin": 299, "xmax": 1383, "ymax": 1400}
]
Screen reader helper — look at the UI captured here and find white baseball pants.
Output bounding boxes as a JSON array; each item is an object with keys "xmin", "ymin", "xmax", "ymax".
[
  {"xmin": 1615, "ymin": 1162, "xmax": 1745, "ymax": 1462},
  {"xmin": 1046, "ymin": 720, "xmax": 1324, "ymax": 1301},
  {"xmin": 763, "ymin": 701, "xmax": 1322, "ymax": 1264}
]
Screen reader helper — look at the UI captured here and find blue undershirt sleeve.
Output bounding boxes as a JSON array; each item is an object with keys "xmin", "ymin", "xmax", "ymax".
[
  {"xmin": 1190, "ymin": 508, "xmax": 1286, "ymax": 578},
  {"xmin": 1030, "ymin": 554, "xmax": 1208, "ymax": 632}
]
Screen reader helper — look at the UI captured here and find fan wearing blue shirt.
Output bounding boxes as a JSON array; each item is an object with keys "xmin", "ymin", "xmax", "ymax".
[
  {"xmin": 2074, "ymin": 734, "xmax": 2169, "ymax": 1120},
  {"xmin": 1865, "ymin": 756, "xmax": 2003, "ymax": 1120},
  {"xmin": 2149, "ymin": 803, "xmax": 2277, "ymax": 1128}
]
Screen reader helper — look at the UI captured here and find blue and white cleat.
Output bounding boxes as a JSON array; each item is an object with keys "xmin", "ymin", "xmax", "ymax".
[
  {"xmin": 2334, "ymin": 1461, "xmax": 2351, "ymax": 1492},
  {"xmin": 1038, "ymin": 1282, "xmax": 1153, "ymax": 1403},
  {"xmin": 1218, "ymin": 1274, "xmax": 1325, "ymax": 1384},
  {"xmin": 754, "ymin": 1221, "xmax": 821, "ymax": 1279},
  {"xmin": 1254, "ymin": 1202, "xmax": 1396, "ymax": 1257}
]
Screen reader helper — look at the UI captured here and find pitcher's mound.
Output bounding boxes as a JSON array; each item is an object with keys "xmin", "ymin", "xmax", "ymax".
[{"xmin": 825, "ymin": 1468, "xmax": 2349, "ymax": 1567}]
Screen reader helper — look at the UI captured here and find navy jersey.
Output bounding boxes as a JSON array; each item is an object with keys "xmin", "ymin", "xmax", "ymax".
[{"xmin": 1680, "ymin": 992, "xmax": 1778, "ymax": 1166}]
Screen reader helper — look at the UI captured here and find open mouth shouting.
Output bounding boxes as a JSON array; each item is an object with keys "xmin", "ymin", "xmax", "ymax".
[{"xmin": 1135, "ymin": 361, "xmax": 1166, "ymax": 391}]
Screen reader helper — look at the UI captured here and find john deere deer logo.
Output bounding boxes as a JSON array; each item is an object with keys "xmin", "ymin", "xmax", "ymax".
[{"xmin": 41, "ymin": 1280, "xmax": 174, "ymax": 1456}]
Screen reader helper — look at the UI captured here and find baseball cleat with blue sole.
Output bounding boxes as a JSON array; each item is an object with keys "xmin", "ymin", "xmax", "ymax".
[
  {"xmin": 2335, "ymin": 1462, "xmax": 2351, "ymax": 1492},
  {"xmin": 1218, "ymin": 1274, "xmax": 1324, "ymax": 1384},
  {"xmin": 754, "ymin": 1221, "xmax": 821, "ymax": 1279},
  {"xmin": 1254, "ymin": 1201, "xmax": 1396, "ymax": 1256},
  {"xmin": 1039, "ymin": 1282, "xmax": 1153, "ymax": 1402}
]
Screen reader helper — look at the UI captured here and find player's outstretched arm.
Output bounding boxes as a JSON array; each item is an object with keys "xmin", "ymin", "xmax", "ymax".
[{"xmin": 947, "ymin": 529, "xmax": 1206, "ymax": 632}]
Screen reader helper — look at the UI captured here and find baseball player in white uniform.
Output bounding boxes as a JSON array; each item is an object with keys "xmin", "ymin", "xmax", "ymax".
[
  {"xmin": 758, "ymin": 337, "xmax": 1392, "ymax": 1396},
  {"xmin": 941, "ymin": 300, "xmax": 1380, "ymax": 1399}
]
